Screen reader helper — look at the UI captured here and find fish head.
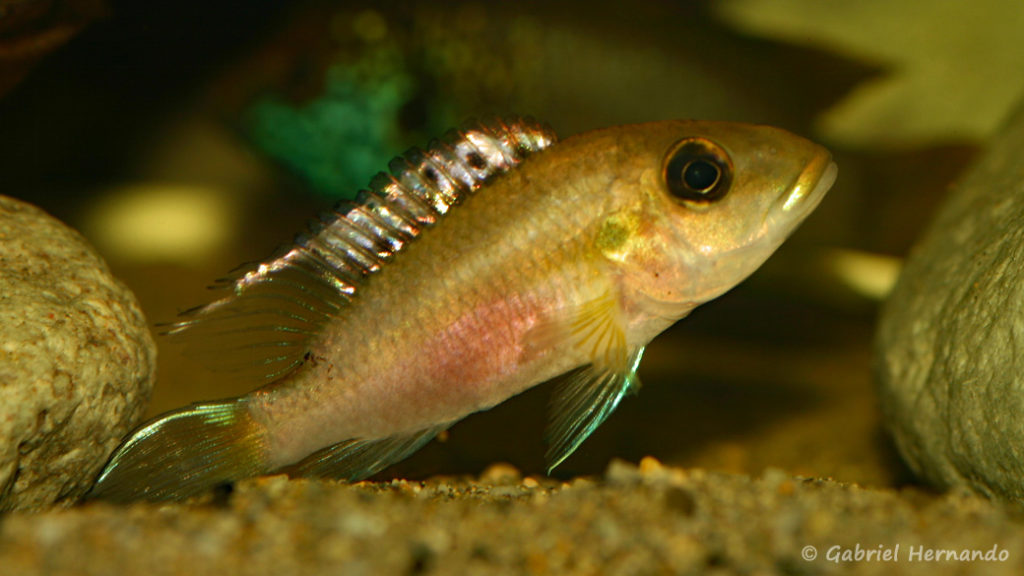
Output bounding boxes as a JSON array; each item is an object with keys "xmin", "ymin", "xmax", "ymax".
[{"xmin": 602, "ymin": 120, "xmax": 836, "ymax": 315}]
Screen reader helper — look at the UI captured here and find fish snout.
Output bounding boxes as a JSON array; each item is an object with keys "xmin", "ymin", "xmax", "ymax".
[{"xmin": 775, "ymin": 152, "xmax": 837, "ymax": 218}]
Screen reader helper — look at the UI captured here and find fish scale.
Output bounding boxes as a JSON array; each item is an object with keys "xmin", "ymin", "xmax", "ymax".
[{"xmin": 89, "ymin": 117, "xmax": 836, "ymax": 502}]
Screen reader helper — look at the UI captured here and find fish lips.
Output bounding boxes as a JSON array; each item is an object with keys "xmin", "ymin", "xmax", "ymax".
[
  {"xmin": 774, "ymin": 153, "xmax": 838, "ymax": 224},
  {"xmin": 691, "ymin": 153, "xmax": 837, "ymax": 303}
]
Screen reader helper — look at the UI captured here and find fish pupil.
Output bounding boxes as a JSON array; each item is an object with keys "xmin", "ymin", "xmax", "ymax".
[
  {"xmin": 683, "ymin": 160, "xmax": 719, "ymax": 191},
  {"xmin": 663, "ymin": 137, "xmax": 732, "ymax": 204}
]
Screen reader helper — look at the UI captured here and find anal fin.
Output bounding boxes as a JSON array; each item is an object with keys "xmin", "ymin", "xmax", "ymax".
[{"xmin": 288, "ymin": 425, "xmax": 448, "ymax": 481}]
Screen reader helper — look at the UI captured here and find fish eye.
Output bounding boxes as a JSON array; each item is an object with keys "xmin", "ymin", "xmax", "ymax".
[{"xmin": 663, "ymin": 138, "xmax": 733, "ymax": 204}]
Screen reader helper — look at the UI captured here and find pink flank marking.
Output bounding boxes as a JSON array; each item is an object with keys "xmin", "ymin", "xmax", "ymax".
[{"xmin": 415, "ymin": 292, "xmax": 540, "ymax": 413}]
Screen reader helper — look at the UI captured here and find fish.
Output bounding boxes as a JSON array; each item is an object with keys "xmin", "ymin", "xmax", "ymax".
[{"xmin": 88, "ymin": 116, "xmax": 837, "ymax": 502}]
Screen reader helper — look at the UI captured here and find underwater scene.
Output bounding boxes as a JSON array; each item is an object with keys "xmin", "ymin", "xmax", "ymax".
[{"xmin": 2, "ymin": 0, "xmax": 1024, "ymax": 573}]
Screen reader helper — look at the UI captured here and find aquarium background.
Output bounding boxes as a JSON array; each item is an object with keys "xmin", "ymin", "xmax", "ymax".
[{"xmin": 2, "ymin": 0, "xmax": 1017, "ymax": 487}]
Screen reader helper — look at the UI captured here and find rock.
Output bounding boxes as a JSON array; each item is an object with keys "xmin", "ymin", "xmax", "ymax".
[
  {"xmin": 875, "ymin": 98, "xmax": 1024, "ymax": 501},
  {"xmin": 0, "ymin": 195, "xmax": 155, "ymax": 511}
]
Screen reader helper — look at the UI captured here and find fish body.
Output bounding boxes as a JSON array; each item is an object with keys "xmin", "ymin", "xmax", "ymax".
[{"xmin": 90, "ymin": 117, "xmax": 836, "ymax": 501}]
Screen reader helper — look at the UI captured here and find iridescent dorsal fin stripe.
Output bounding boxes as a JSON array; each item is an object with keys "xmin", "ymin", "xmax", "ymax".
[{"xmin": 167, "ymin": 116, "xmax": 558, "ymax": 383}]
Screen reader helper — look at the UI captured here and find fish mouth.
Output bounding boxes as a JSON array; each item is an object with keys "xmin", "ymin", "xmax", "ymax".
[{"xmin": 775, "ymin": 152, "xmax": 838, "ymax": 220}]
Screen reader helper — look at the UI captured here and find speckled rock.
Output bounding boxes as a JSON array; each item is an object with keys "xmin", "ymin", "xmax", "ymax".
[
  {"xmin": 876, "ymin": 99, "xmax": 1024, "ymax": 501},
  {"xmin": 0, "ymin": 195, "xmax": 156, "ymax": 511}
]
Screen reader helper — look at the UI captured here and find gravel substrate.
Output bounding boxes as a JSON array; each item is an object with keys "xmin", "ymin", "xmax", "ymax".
[{"xmin": 2, "ymin": 458, "xmax": 1022, "ymax": 575}]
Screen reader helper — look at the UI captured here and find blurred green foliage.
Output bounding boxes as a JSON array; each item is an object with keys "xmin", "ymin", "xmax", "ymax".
[
  {"xmin": 247, "ymin": 46, "xmax": 426, "ymax": 199},
  {"xmin": 717, "ymin": 0, "xmax": 1024, "ymax": 148}
]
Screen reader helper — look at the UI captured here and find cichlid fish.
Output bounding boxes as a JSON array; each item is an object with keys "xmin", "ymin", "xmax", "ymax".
[{"xmin": 89, "ymin": 117, "xmax": 836, "ymax": 502}]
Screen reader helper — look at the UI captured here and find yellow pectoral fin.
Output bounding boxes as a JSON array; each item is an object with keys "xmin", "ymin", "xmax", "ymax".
[
  {"xmin": 523, "ymin": 290, "xmax": 646, "ymax": 471},
  {"xmin": 524, "ymin": 289, "xmax": 631, "ymax": 371}
]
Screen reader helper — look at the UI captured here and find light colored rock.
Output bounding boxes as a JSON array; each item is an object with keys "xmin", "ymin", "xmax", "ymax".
[
  {"xmin": 876, "ymin": 99, "xmax": 1024, "ymax": 501},
  {"xmin": 0, "ymin": 195, "xmax": 155, "ymax": 511}
]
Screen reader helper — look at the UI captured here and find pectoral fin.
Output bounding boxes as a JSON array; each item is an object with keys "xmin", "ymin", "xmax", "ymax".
[
  {"xmin": 524, "ymin": 289, "xmax": 645, "ymax": 472},
  {"xmin": 524, "ymin": 289, "xmax": 629, "ymax": 369}
]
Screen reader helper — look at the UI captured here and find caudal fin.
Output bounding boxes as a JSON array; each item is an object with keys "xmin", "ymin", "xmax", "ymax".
[{"xmin": 88, "ymin": 400, "xmax": 268, "ymax": 503}]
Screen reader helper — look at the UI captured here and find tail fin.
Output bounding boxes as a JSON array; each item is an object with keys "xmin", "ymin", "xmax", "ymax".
[{"xmin": 88, "ymin": 400, "xmax": 268, "ymax": 503}]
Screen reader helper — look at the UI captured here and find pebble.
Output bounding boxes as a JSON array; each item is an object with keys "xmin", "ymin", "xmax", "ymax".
[
  {"xmin": 0, "ymin": 196, "xmax": 156, "ymax": 510},
  {"xmin": 478, "ymin": 462, "xmax": 522, "ymax": 485}
]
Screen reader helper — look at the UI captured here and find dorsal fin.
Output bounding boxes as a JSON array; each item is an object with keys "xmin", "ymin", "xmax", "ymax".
[{"xmin": 168, "ymin": 116, "xmax": 557, "ymax": 383}]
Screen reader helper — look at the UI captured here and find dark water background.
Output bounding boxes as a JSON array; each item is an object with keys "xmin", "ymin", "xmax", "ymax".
[{"xmin": 0, "ymin": 0, "xmax": 980, "ymax": 487}]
